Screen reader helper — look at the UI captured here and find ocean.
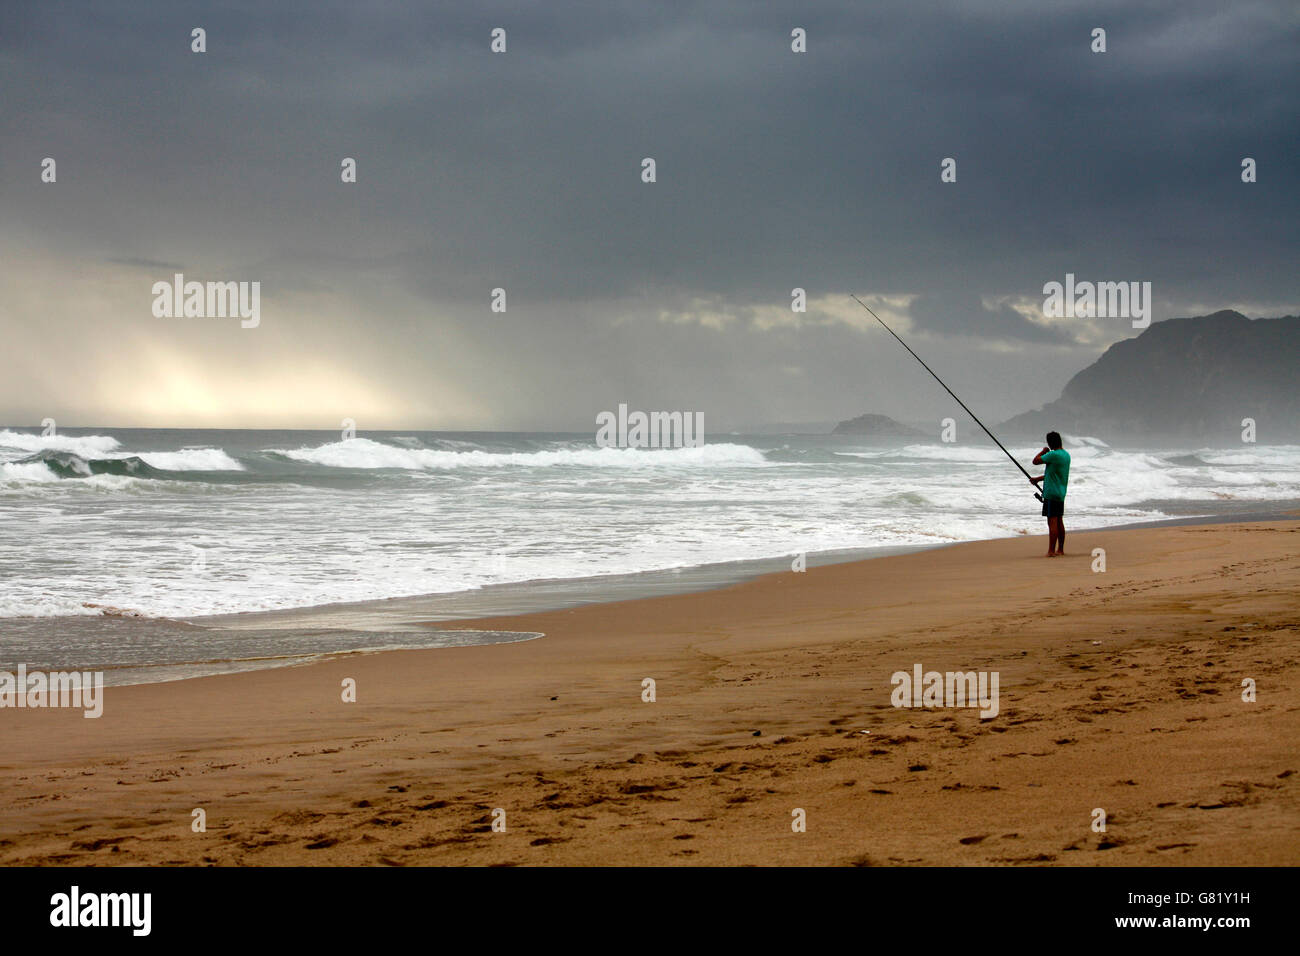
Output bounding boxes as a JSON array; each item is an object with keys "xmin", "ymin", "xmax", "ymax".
[{"xmin": 3, "ymin": 426, "xmax": 1297, "ymax": 685}]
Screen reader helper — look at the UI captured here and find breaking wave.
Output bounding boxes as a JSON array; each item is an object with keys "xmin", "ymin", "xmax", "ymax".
[
  {"xmin": 0, "ymin": 448, "xmax": 243, "ymax": 482},
  {"xmin": 268, "ymin": 438, "xmax": 771, "ymax": 470},
  {"xmin": 0, "ymin": 429, "xmax": 121, "ymax": 458}
]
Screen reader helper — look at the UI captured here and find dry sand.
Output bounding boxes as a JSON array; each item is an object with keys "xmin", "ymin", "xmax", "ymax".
[{"xmin": 2, "ymin": 520, "xmax": 1297, "ymax": 866}]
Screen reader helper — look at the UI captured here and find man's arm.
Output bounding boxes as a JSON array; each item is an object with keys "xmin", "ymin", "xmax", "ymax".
[
  {"xmin": 1030, "ymin": 475, "xmax": 1044, "ymax": 484},
  {"xmin": 1032, "ymin": 446, "xmax": 1049, "ymax": 466}
]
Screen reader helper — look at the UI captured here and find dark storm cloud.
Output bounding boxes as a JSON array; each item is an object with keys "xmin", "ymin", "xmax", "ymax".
[
  {"xmin": 908, "ymin": 292, "xmax": 1074, "ymax": 345},
  {"xmin": 108, "ymin": 256, "xmax": 186, "ymax": 272},
  {"xmin": 0, "ymin": 0, "xmax": 1296, "ymax": 427}
]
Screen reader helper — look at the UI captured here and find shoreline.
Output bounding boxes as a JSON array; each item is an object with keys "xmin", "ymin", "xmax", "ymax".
[
  {"xmin": 11, "ymin": 505, "xmax": 1297, "ymax": 688},
  {"xmin": 2, "ymin": 517, "xmax": 1297, "ymax": 865}
]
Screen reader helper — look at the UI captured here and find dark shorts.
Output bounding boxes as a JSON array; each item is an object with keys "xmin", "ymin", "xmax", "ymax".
[{"xmin": 1042, "ymin": 498, "xmax": 1065, "ymax": 518}]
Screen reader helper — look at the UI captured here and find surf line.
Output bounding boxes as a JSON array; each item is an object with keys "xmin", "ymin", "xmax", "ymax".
[{"xmin": 849, "ymin": 295, "xmax": 1042, "ymax": 502}]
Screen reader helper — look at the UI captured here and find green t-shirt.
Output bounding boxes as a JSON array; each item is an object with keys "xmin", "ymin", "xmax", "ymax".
[{"xmin": 1041, "ymin": 448, "xmax": 1070, "ymax": 501}]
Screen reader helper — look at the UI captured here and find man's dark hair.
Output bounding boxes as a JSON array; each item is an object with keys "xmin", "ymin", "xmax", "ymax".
[{"xmin": 1046, "ymin": 431, "xmax": 1062, "ymax": 450}]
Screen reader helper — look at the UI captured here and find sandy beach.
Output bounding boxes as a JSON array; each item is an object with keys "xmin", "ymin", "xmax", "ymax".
[{"xmin": 2, "ymin": 519, "xmax": 1297, "ymax": 866}]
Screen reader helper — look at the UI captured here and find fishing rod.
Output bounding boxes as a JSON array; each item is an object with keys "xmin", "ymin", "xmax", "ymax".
[{"xmin": 849, "ymin": 294, "xmax": 1042, "ymax": 502}]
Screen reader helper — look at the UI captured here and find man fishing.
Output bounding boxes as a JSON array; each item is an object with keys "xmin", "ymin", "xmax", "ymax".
[{"xmin": 1031, "ymin": 432, "xmax": 1070, "ymax": 557}]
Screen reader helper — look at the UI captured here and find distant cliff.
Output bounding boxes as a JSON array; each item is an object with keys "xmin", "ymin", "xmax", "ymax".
[
  {"xmin": 1000, "ymin": 311, "xmax": 1300, "ymax": 442},
  {"xmin": 831, "ymin": 413, "xmax": 925, "ymax": 437}
]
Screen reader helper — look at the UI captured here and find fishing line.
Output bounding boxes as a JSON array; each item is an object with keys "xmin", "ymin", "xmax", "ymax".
[{"xmin": 850, "ymin": 294, "xmax": 1043, "ymax": 501}]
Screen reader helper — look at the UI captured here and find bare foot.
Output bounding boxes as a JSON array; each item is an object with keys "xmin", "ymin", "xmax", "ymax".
[{"xmin": 1045, "ymin": 552, "xmax": 1057, "ymax": 558}]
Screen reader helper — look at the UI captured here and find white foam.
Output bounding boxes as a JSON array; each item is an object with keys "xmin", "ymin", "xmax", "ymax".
[
  {"xmin": 0, "ymin": 465, "xmax": 155, "ymax": 491},
  {"xmin": 0, "ymin": 595, "xmax": 104, "ymax": 617},
  {"xmin": 897, "ymin": 444, "xmax": 1036, "ymax": 462},
  {"xmin": 271, "ymin": 438, "xmax": 770, "ymax": 470},
  {"xmin": 840, "ymin": 441, "xmax": 1108, "ymax": 463},
  {"xmin": 1066, "ymin": 435, "xmax": 1111, "ymax": 447},
  {"xmin": 0, "ymin": 429, "xmax": 121, "ymax": 459},
  {"xmin": 0, "ymin": 461, "xmax": 62, "ymax": 483},
  {"xmin": 134, "ymin": 448, "xmax": 244, "ymax": 471},
  {"xmin": 1198, "ymin": 446, "xmax": 1300, "ymax": 466}
]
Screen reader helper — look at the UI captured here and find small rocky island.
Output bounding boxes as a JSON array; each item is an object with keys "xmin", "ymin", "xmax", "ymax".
[{"xmin": 831, "ymin": 413, "xmax": 924, "ymax": 437}]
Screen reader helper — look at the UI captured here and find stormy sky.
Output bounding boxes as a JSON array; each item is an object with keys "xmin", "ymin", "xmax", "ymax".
[{"xmin": 1, "ymin": 0, "xmax": 1296, "ymax": 430}]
